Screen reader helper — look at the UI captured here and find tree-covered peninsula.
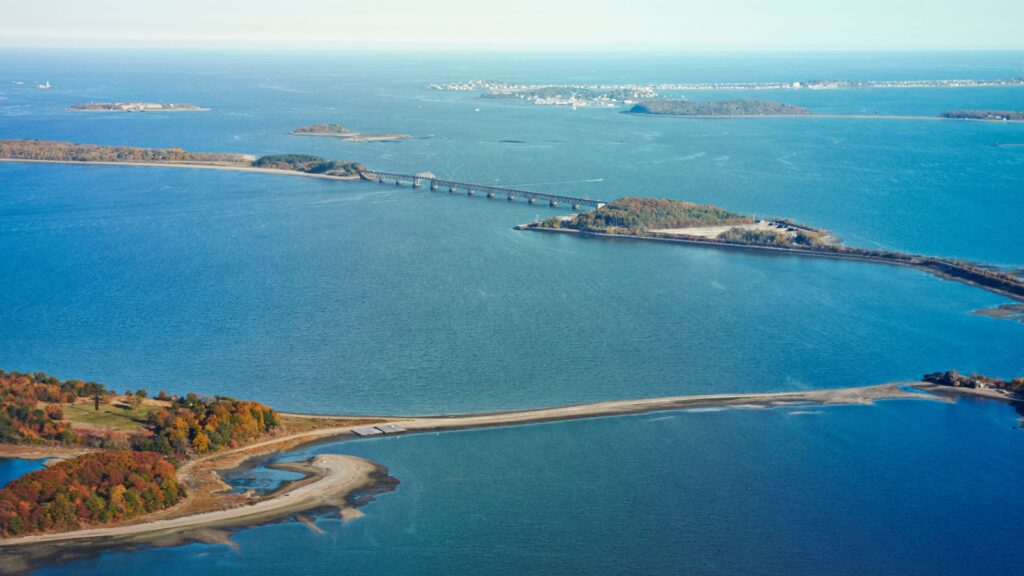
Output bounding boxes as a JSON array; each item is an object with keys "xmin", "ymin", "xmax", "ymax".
[
  {"xmin": 0, "ymin": 139, "xmax": 366, "ymax": 178},
  {"xmin": 628, "ymin": 99, "xmax": 813, "ymax": 116},
  {"xmin": 526, "ymin": 197, "xmax": 1024, "ymax": 301},
  {"xmin": 551, "ymin": 197, "xmax": 752, "ymax": 232},
  {"xmin": 0, "ymin": 369, "xmax": 283, "ymax": 537}
]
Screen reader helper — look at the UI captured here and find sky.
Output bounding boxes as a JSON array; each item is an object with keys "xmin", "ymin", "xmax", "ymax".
[{"xmin": 1, "ymin": 0, "xmax": 1023, "ymax": 51}]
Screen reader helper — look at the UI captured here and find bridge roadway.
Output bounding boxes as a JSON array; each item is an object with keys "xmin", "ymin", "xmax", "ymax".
[{"xmin": 361, "ymin": 170, "xmax": 605, "ymax": 210}]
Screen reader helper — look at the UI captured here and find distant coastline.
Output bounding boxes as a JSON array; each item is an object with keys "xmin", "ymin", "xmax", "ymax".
[
  {"xmin": 625, "ymin": 100, "xmax": 1024, "ymax": 122},
  {"xmin": 68, "ymin": 102, "xmax": 209, "ymax": 112}
]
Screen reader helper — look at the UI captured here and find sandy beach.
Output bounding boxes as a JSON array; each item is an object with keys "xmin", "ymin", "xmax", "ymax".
[{"xmin": 0, "ymin": 158, "xmax": 361, "ymax": 181}]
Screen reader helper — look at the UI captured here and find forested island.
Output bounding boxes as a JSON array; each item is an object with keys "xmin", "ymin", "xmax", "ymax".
[
  {"xmin": 940, "ymin": 110, "xmax": 1024, "ymax": 121},
  {"xmin": 68, "ymin": 102, "xmax": 208, "ymax": 112},
  {"xmin": 523, "ymin": 197, "xmax": 1024, "ymax": 301},
  {"xmin": 291, "ymin": 124, "xmax": 413, "ymax": 142},
  {"xmin": 628, "ymin": 99, "xmax": 812, "ymax": 116},
  {"xmin": 0, "ymin": 139, "xmax": 365, "ymax": 178}
]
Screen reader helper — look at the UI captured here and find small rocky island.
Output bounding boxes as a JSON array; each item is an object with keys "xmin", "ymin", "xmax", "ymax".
[
  {"xmin": 68, "ymin": 102, "xmax": 209, "ymax": 112},
  {"xmin": 940, "ymin": 110, "xmax": 1024, "ymax": 121},
  {"xmin": 291, "ymin": 124, "xmax": 413, "ymax": 142},
  {"xmin": 627, "ymin": 99, "xmax": 812, "ymax": 116}
]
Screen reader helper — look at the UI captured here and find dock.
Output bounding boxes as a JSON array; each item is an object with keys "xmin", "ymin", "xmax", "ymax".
[{"xmin": 351, "ymin": 424, "xmax": 407, "ymax": 437}]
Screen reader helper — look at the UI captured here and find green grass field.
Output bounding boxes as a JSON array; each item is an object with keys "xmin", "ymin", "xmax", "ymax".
[{"xmin": 58, "ymin": 401, "xmax": 154, "ymax": 432}]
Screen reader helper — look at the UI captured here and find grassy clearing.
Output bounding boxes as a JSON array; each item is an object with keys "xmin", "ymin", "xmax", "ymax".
[{"xmin": 56, "ymin": 399, "xmax": 161, "ymax": 433}]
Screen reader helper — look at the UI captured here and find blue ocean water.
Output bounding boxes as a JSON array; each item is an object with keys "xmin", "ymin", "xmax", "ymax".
[{"xmin": 1, "ymin": 50, "xmax": 1023, "ymax": 574}]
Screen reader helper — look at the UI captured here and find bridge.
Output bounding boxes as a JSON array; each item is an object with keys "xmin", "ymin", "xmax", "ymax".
[{"xmin": 360, "ymin": 170, "xmax": 606, "ymax": 210}]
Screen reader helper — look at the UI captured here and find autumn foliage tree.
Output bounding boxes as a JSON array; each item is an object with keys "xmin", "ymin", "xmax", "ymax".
[
  {"xmin": 0, "ymin": 451, "xmax": 183, "ymax": 537},
  {"xmin": 132, "ymin": 395, "xmax": 279, "ymax": 456},
  {"xmin": 0, "ymin": 371, "xmax": 107, "ymax": 443}
]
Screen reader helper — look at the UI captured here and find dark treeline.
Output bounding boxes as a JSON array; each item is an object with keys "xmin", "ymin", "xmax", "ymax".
[
  {"xmin": 0, "ymin": 451, "xmax": 182, "ymax": 537},
  {"xmin": 940, "ymin": 110, "xmax": 1024, "ymax": 121},
  {"xmin": 0, "ymin": 139, "xmax": 250, "ymax": 165},
  {"xmin": 0, "ymin": 140, "xmax": 366, "ymax": 177},
  {"xmin": 556, "ymin": 197, "xmax": 751, "ymax": 232},
  {"xmin": 253, "ymin": 154, "xmax": 365, "ymax": 176}
]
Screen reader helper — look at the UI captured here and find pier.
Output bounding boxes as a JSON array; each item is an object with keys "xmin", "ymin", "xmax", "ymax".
[{"xmin": 361, "ymin": 170, "xmax": 605, "ymax": 210}]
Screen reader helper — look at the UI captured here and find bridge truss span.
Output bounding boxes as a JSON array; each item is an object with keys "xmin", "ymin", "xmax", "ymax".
[{"xmin": 361, "ymin": 170, "xmax": 606, "ymax": 210}]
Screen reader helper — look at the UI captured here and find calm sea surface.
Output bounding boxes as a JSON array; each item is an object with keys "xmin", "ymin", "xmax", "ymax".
[{"xmin": 1, "ymin": 50, "xmax": 1023, "ymax": 574}]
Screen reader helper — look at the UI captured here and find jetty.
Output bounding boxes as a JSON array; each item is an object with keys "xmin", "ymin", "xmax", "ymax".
[{"xmin": 361, "ymin": 170, "xmax": 606, "ymax": 210}]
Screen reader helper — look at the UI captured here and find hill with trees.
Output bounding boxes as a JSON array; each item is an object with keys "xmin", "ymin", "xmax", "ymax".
[
  {"xmin": 253, "ymin": 154, "xmax": 366, "ymax": 176},
  {"xmin": 1, "ymin": 370, "xmax": 279, "ymax": 458},
  {"xmin": 545, "ymin": 197, "xmax": 752, "ymax": 233},
  {"xmin": 0, "ymin": 450, "xmax": 182, "ymax": 537}
]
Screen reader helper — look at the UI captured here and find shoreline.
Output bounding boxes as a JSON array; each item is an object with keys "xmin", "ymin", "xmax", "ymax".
[
  {"xmin": 623, "ymin": 112, "xmax": 1024, "ymax": 123},
  {"xmin": 0, "ymin": 444, "xmax": 93, "ymax": 461},
  {"xmin": 0, "ymin": 158, "xmax": 361, "ymax": 181},
  {"xmin": 0, "ymin": 383, "xmax": 937, "ymax": 547},
  {"xmin": 517, "ymin": 226, "xmax": 1024, "ymax": 302},
  {"xmin": 4, "ymin": 380, "xmax": 1019, "ymax": 574},
  {"xmin": 0, "ymin": 454, "xmax": 390, "ymax": 575}
]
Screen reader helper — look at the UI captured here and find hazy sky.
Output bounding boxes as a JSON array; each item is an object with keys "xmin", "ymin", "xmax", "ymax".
[{"xmin": 2, "ymin": 0, "xmax": 1023, "ymax": 50}]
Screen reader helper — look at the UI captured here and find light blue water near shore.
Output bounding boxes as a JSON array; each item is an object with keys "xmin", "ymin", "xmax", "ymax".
[
  {"xmin": 2, "ymin": 51, "xmax": 1023, "ymax": 574},
  {"xmin": 38, "ymin": 399, "xmax": 1024, "ymax": 576}
]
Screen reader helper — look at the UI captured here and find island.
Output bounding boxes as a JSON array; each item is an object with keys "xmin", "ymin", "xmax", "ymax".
[
  {"xmin": 68, "ymin": 102, "xmax": 209, "ymax": 112},
  {"xmin": 519, "ymin": 197, "xmax": 1024, "ymax": 302},
  {"xmin": 628, "ymin": 99, "xmax": 812, "ymax": 116},
  {"xmin": 291, "ymin": 124, "xmax": 413, "ymax": 142},
  {"xmin": 0, "ymin": 139, "xmax": 365, "ymax": 179},
  {"xmin": 940, "ymin": 110, "xmax": 1024, "ymax": 121}
]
